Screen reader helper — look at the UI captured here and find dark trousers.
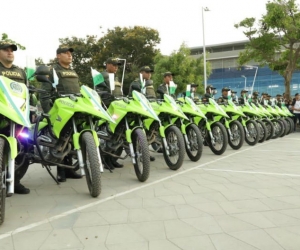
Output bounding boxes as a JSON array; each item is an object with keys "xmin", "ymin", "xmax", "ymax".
[{"xmin": 294, "ymin": 113, "xmax": 300, "ymax": 131}]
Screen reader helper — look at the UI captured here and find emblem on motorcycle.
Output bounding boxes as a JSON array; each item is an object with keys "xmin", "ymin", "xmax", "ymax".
[{"xmin": 10, "ymin": 82, "xmax": 23, "ymax": 93}]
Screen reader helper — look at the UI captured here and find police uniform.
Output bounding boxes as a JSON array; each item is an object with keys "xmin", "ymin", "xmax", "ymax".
[
  {"xmin": 217, "ymin": 87, "xmax": 230, "ymax": 104},
  {"xmin": 251, "ymin": 91, "xmax": 260, "ymax": 106},
  {"xmin": 260, "ymin": 92, "xmax": 268, "ymax": 105},
  {"xmin": 238, "ymin": 90, "xmax": 248, "ymax": 105},
  {"xmin": 275, "ymin": 95, "xmax": 283, "ymax": 108},
  {"xmin": 128, "ymin": 66, "xmax": 154, "ymax": 97},
  {"xmin": 40, "ymin": 63, "xmax": 80, "ymax": 113},
  {"xmin": 0, "ymin": 62, "xmax": 27, "ymax": 83},
  {"xmin": 202, "ymin": 84, "xmax": 216, "ymax": 102}
]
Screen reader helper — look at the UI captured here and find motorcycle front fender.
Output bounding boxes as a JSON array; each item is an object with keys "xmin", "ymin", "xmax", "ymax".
[
  {"xmin": 0, "ymin": 135, "xmax": 17, "ymax": 159},
  {"xmin": 73, "ymin": 129, "xmax": 99, "ymax": 150}
]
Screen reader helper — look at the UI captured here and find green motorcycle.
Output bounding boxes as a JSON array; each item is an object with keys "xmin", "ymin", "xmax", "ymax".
[
  {"xmin": 146, "ymin": 92, "xmax": 186, "ymax": 170},
  {"xmin": 219, "ymin": 99, "xmax": 245, "ymax": 150},
  {"xmin": 96, "ymin": 89, "xmax": 160, "ymax": 182},
  {"xmin": 0, "ymin": 76, "xmax": 31, "ymax": 225},
  {"xmin": 196, "ymin": 98, "xmax": 229, "ymax": 155},
  {"xmin": 176, "ymin": 96, "xmax": 204, "ymax": 162},
  {"xmin": 16, "ymin": 66, "xmax": 114, "ymax": 198}
]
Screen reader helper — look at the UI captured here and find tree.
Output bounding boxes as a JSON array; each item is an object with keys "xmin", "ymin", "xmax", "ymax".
[
  {"xmin": 1, "ymin": 33, "xmax": 25, "ymax": 50},
  {"xmin": 93, "ymin": 26, "xmax": 161, "ymax": 94},
  {"xmin": 234, "ymin": 0, "xmax": 300, "ymax": 100},
  {"xmin": 152, "ymin": 43, "xmax": 211, "ymax": 95}
]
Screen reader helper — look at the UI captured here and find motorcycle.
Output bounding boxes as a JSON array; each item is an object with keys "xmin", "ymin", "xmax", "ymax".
[
  {"xmin": 145, "ymin": 90, "xmax": 186, "ymax": 170},
  {"xmin": 16, "ymin": 66, "xmax": 114, "ymax": 198},
  {"xmin": 96, "ymin": 86, "xmax": 161, "ymax": 182},
  {"xmin": 0, "ymin": 75, "xmax": 31, "ymax": 225},
  {"xmin": 196, "ymin": 98, "xmax": 229, "ymax": 155}
]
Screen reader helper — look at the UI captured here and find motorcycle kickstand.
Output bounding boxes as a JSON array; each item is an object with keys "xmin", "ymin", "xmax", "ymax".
[{"xmin": 42, "ymin": 164, "xmax": 60, "ymax": 185}]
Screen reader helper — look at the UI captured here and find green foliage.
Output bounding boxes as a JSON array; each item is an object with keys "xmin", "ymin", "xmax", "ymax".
[
  {"xmin": 234, "ymin": 0, "xmax": 300, "ymax": 99},
  {"xmin": 152, "ymin": 43, "xmax": 211, "ymax": 95},
  {"xmin": 1, "ymin": 33, "xmax": 25, "ymax": 50},
  {"xmin": 93, "ymin": 26, "xmax": 161, "ymax": 94}
]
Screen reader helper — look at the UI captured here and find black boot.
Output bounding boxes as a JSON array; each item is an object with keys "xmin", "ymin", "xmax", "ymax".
[
  {"xmin": 65, "ymin": 169, "xmax": 82, "ymax": 179},
  {"xmin": 57, "ymin": 167, "xmax": 66, "ymax": 182},
  {"xmin": 14, "ymin": 183, "xmax": 30, "ymax": 194},
  {"xmin": 112, "ymin": 159, "xmax": 124, "ymax": 168}
]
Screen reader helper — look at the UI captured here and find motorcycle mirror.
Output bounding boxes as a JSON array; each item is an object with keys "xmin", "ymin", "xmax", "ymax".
[
  {"xmin": 132, "ymin": 84, "xmax": 141, "ymax": 91},
  {"xmin": 36, "ymin": 75, "xmax": 52, "ymax": 84},
  {"xmin": 35, "ymin": 65, "xmax": 50, "ymax": 76},
  {"xmin": 145, "ymin": 80, "xmax": 153, "ymax": 86}
]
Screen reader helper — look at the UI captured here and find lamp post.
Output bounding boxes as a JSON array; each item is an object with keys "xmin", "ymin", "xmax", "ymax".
[
  {"xmin": 245, "ymin": 65, "xmax": 258, "ymax": 94},
  {"xmin": 202, "ymin": 7, "xmax": 209, "ymax": 90},
  {"xmin": 241, "ymin": 75, "xmax": 247, "ymax": 89}
]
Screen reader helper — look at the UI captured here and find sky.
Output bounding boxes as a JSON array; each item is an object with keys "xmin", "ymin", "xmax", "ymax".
[{"xmin": 3, "ymin": 0, "xmax": 273, "ymax": 67}]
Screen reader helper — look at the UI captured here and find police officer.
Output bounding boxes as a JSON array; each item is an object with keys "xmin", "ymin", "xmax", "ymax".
[
  {"xmin": 260, "ymin": 92, "xmax": 268, "ymax": 105},
  {"xmin": 157, "ymin": 72, "xmax": 176, "ymax": 99},
  {"xmin": 251, "ymin": 91, "xmax": 260, "ymax": 105},
  {"xmin": 238, "ymin": 89, "xmax": 248, "ymax": 105},
  {"xmin": 275, "ymin": 94, "xmax": 283, "ymax": 107},
  {"xmin": 266, "ymin": 94, "xmax": 272, "ymax": 106},
  {"xmin": 0, "ymin": 41, "xmax": 31, "ymax": 194},
  {"xmin": 95, "ymin": 57, "xmax": 124, "ymax": 170},
  {"xmin": 40, "ymin": 47, "xmax": 82, "ymax": 182},
  {"xmin": 128, "ymin": 66, "xmax": 154, "ymax": 97},
  {"xmin": 217, "ymin": 87, "xmax": 230, "ymax": 104},
  {"xmin": 231, "ymin": 90, "xmax": 238, "ymax": 104},
  {"xmin": 202, "ymin": 84, "xmax": 216, "ymax": 102}
]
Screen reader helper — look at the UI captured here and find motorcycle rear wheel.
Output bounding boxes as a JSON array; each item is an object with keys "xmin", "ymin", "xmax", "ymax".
[
  {"xmin": 81, "ymin": 132, "xmax": 101, "ymax": 198},
  {"xmin": 132, "ymin": 128, "xmax": 150, "ymax": 182},
  {"xmin": 163, "ymin": 125, "xmax": 185, "ymax": 170},
  {"xmin": 185, "ymin": 123, "xmax": 203, "ymax": 162},
  {"xmin": 0, "ymin": 138, "xmax": 7, "ymax": 225}
]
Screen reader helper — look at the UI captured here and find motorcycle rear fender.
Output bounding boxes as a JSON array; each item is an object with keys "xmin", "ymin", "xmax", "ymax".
[
  {"xmin": 73, "ymin": 129, "xmax": 99, "ymax": 150},
  {"xmin": 0, "ymin": 135, "xmax": 17, "ymax": 159}
]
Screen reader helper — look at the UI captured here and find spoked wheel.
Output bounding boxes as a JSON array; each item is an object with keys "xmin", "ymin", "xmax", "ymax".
[
  {"xmin": 286, "ymin": 117, "xmax": 295, "ymax": 133},
  {"xmin": 0, "ymin": 138, "xmax": 7, "ymax": 225},
  {"xmin": 185, "ymin": 123, "xmax": 203, "ymax": 162},
  {"xmin": 271, "ymin": 119, "xmax": 284, "ymax": 139},
  {"xmin": 256, "ymin": 120, "xmax": 267, "ymax": 143},
  {"xmin": 228, "ymin": 120, "xmax": 244, "ymax": 150},
  {"xmin": 245, "ymin": 120, "xmax": 259, "ymax": 146},
  {"xmin": 163, "ymin": 125, "xmax": 185, "ymax": 170},
  {"xmin": 208, "ymin": 122, "xmax": 228, "ymax": 155},
  {"xmin": 263, "ymin": 119, "xmax": 274, "ymax": 141},
  {"xmin": 279, "ymin": 119, "xmax": 288, "ymax": 137},
  {"xmin": 132, "ymin": 128, "xmax": 150, "ymax": 182},
  {"xmin": 81, "ymin": 132, "xmax": 101, "ymax": 198}
]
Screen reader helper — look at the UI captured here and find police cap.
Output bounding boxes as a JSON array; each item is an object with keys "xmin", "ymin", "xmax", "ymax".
[
  {"xmin": 56, "ymin": 47, "xmax": 74, "ymax": 54},
  {"xmin": 253, "ymin": 91, "xmax": 259, "ymax": 96},
  {"xmin": 241, "ymin": 89, "xmax": 248, "ymax": 93},
  {"xmin": 276, "ymin": 94, "xmax": 282, "ymax": 97},
  {"xmin": 261, "ymin": 92, "xmax": 268, "ymax": 95},
  {"xmin": 106, "ymin": 57, "xmax": 122, "ymax": 66},
  {"xmin": 0, "ymin": 41, "xmax": 17, "ymax": 51},
  {"xmin": 191, "ymin": 83, "xmax": 199, "ymax": 88},
  {"xmin": 222, "ymin": 87, "xmax": 230, "ymax": 91},
  {"xmin": 163, "ymin": 71, "xmax": 173, "ymax": 77},
  {"xmin": 140, "ymin": 66, "xmax": 154, "ymax": 73},
  {"xmin": 206, "ymin": 84, "xmax": 216, "ymax": 90}
]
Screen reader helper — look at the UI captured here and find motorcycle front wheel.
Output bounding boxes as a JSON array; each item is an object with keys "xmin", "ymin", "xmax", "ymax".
[
  {"xmin": 81, "ymin": 132, "xmax": 101, "ymax": 198},
  {"xmin": 163, "ymin": 125, "xmax": 185, "ymax": 170},
  {"xmin": 256, "ymin": 120, "xmax": 267, "ymax": 143},
  {"xmin": 263, "ymin": 119, "xmax": 274, "ymax": 141},
  {"xmin": 132, "ymin": 128, "xmax": 150, "ymax": 182},
  {"xmin": 208, "ymin": 122, "xmax": 228, "ymax": 155},
  {"xmin": 185, "ymin": 123, "xmax": 203, "ymax": 162},
  {"xmin": 228, "ymin": 120, "xmax": 244, "ymax": 150},
  {"xmin": 245, "ymin": 120, "xmax": 259, "ymax": 146},
  {"xmin": 0, "ymin": 138, "xmax": 7, "ymax": 225}
]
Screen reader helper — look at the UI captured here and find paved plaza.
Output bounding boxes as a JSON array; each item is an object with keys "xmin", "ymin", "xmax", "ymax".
[{"xmin": 1, "ymin": 132, "xmax": 300, "ymax": 250}]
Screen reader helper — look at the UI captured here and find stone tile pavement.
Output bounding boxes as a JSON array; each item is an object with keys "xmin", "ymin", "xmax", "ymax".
[{"xmin": 1, "ymin": 132, "xmax": 300, "ymax": 249}]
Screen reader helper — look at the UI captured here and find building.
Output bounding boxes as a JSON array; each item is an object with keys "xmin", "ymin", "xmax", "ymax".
[{"xmin": 190, "ymin": 40, "xmax": 300, "ymax": 98}]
